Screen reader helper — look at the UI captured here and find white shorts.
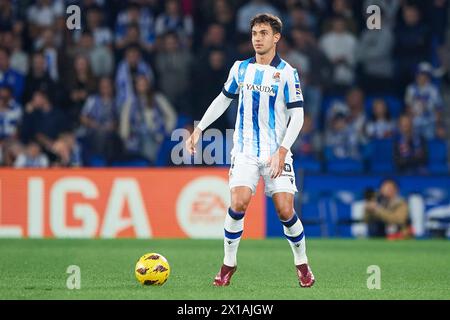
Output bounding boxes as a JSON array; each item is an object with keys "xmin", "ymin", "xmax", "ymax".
[{"xmin": 229, "ymin": 153, "xmax": 298, "ymax": 197}]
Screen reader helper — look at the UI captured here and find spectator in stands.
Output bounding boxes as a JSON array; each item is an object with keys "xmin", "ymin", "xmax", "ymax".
[
  {"xmin": 34, "ymin": 27, "xmax": 61, "ymax": 82},
  {"xmin": 0, "ymin": 0, "xmax": 16, "ymax": 32},
  {"xmin": 325, "ymin": 97, "xmax": 349, "ymax": 128},
  {"xmin": 26, "ymin": 0, "xmax": 64, "ymax": 30},
  {"xmin": 325, "ymin": 112, "xmax": 361, "ymax": 160},
  {"xmin": 69, "ymin": 30, "xmax": 92, "ymax": 60},
  {"xmin": 51, "ymin": 131, "xmax": 82, "ymax": 167},
  {"xmin": 80, "ymin": 76, "xmax": 122, "ymax": 164},
  {"xmin": 0, "ymin": 138, "xmax": 21, "ymax": 166},
  {"xmin": 289, "ymin": 27, "xmax": 333, "ymax": 126},
  {"xmin": 285, "ymin": 3, "xmax": 317, "ymax": 32},
  {"xmin": 0, "ymin": 86, "xmax": 22, "ymax": 143},
  {"xmin": 195, "ymin": 0, "xmax": 236, "ymax": 42},
  {"xmin": 155, "ymin": 0, "xmax": 193, "ymax": 48},
  {"xmin": 327, "ymin": 0, "xmax": 358, "ymax": 33},
  {"xmin": 70, "ymin": 31, "xmax": 114, "ymax": 78},
  {"xmin": 119, "ymin": 75, "xmax": 177, "ymax": 164},
  {"xmin": 54, "ymin": 14, "xmax": 72, "ymax": 50},
  {"xmin": 199, "ymin": 23, "xmax": 235, "ymax": 67},
  {"xmin": 236, "ymin": 0, "xmax": 280, "ymax": 35},
  {"xmin": 292, "ymin": 114, "xmax": 322, "ymax": 160},
  {"xmin": 67, "ymin": 55, "xmax": 97, "ymax": 128},
  {"xmin": 20, "ymin": 90, "xmax": 68, "ymax": 160},
  {"xmin": 115, "ymin": 3, "xmax": 156, "ymax": 54},
  {"xmin": 357, "ymin": 9, "xmax": 394, "ymax": 94},
  {"xmin": 23, "ymin": 51, "xmax": 59, "ymax": 105},
  {"xmin": 0, "ymin": 85, "xmax": 21, "ymax": 166},
  {"xmin": 404, "ymin": 62, "xmax": 443, "ymax": 140},
  {"xmin": 394, "ymin": 114, "xmax": 427, "ymax": 173},
  {"xmin": 365, "ymin": 99, "xmax": 395, "ymax": 139},
  {"xmin": 286, "ymin": 0, "xmax": 327, "ymax": 25},
  {"xmin": 0, "ymin": 47, "xmax": 24, "ymax": 101},
  {"xmin": 155, "ymin": 31, "xmax": 192, "ymax": 113},
  {"xmin": 84, "ymin": 6, "xmax": 113, "ymax": 47},
  {"xmin": 115, "ymin": 45, "xmax": 154, "ymax": 107},
  {"xmin": 1, "ymin": 31, "xmax": 28, "ymax": 75},
  {"xmin": 0, "ymin": 30, "xmax": 13, "ymax": 54},
  {"xmin": 394, "ymin": 4, "xmax": 431, "ymax": 94},
  {"xmin": 211, "ymin": 0, "xmax": 236, "ymax": 42},
  {"xmin": 192, "ymin": 48, "xmax": 229, "ymax": 131},
  {"xmin": 364, "ymin": 179, "xmax": 412, "ymax": 239},
  {"xmin": 116, "ymin": 23, "xmax": 151, "ymax": 59},
  {"xmin": 278, "ymin": 37, "xmax": 306, "ymax": 76},
  {"xmin": 345, "ymin": 87, "xmax": 367, "ymax": 144},
  {"xmin": 325, "ymin": 87, "xmax": 367, "ymax": 143},
  {"xmin": 319, "ymin": 15, "xmax": 357, "ymax": 93},
  {"xmin": 14, "ymin": 141, "xmax": 49, "ymax": 168}
]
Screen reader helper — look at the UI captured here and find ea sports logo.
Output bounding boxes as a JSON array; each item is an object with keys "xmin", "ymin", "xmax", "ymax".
[{"xmin": 176, "ymin": 177, "xmax": 230, "ymax": 238}]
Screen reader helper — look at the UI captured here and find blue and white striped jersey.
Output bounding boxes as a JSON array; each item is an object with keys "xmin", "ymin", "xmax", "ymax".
[
  {"xmin": 0, "ymin": 101, "xmax": 22, "ymax": 140},
  {"xmin": 222, "ymin": 55, "xmax": 304, "ymax": 160}
]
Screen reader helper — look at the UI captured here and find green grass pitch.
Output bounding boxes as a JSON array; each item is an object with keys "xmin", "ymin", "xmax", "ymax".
[{"xmin": 0, "ymin": 239, "xmax": 449, "ymax": 300}]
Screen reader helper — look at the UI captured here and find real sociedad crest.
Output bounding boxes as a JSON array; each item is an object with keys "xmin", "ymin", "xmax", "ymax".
[{"xmin": 272, "ymin": 72, "xmax": 281, "ymax": 82}]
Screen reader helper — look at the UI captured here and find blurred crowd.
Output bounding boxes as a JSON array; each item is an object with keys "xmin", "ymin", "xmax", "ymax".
[{"xmin": 0, "ymin": 0, "xmax": 449, "ymax": 173}]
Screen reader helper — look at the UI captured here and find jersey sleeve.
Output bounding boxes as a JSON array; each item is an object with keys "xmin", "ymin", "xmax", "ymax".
[
  {"xmin": 284, "ymin": 68, "xmax": 304, "ymax": 109},
  {"xmin": 222, "ymin": 61, "xmax": 240, "ymax": 99}
]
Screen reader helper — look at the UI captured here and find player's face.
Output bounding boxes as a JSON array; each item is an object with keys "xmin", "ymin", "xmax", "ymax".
[{"xmin": 251, "ymin": 23, "xmax": 280, "ymax": 55}]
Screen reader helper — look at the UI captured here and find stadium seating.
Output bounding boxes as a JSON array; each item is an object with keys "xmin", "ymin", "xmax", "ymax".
[
  {"xmin": 367, "ymin": 138, "xmax": 395, "ymax": 173},
  {"xmin": 111, "ymin": 159, "xmax": 150, "ymax": 167},
  {"xmin": 296, "ymin": 156, "xmax": 322, "ymax": 173},
  {"xmin": 298, "ymin": 190, "xmax": 328, "ymax": 237},
  {"xmin": 427, "ymin": 139, "xmax": 449, "ymax": 174},
  {"xmin": 87, "ymin": 155, "xmax": 107, "ymax": 167},
  {"xmin": 326, "ymin": 159, "xmax": 364, "ymax": 173},
  {"xmin": 324, "ymin": 147, "xmax": 364, "ymax": 173},
  {"xmin": 328, "ymin": 197, "xmax": 354, "ymax": 238}
]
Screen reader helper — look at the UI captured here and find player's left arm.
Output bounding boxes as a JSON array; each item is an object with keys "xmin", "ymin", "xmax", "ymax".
[
  {"xmin": 269, "ymin": 68, "xmax": 305, "ymax": 178},
  {"xmin": 280, "ymin": 107, "xmax": 305, "ymax": 151}
]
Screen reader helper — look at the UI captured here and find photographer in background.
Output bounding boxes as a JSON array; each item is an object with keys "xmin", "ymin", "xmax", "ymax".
[{"xmin": 364, "ymin": 179, "xmax": 412, "ymax": 240}]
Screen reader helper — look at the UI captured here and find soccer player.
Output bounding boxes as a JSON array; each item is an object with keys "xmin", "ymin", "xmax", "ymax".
[{"xmin": 186, "ymin": 13, "xmax": 314, "ymax": 288}]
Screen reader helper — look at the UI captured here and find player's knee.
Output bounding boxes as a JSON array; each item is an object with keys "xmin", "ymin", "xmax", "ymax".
[
  {"xmin": 275, "ymin": 205, "xmax": 294, "ymax": 221},
  {"xmin": 231, "ymin": 198, "xmax": 250, "ymax": 213}
]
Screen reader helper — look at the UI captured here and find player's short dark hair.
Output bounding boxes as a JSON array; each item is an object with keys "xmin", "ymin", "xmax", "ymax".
[{"xmin": 250, "ymin": 13, "xmax": 283, "ymax": 34}]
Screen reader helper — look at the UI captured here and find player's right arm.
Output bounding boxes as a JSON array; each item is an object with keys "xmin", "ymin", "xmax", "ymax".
[{"xmin": 186, "ymin": 61, "xmax": 240, "ymax": 155}]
